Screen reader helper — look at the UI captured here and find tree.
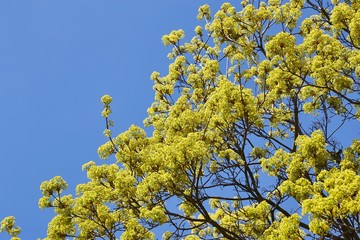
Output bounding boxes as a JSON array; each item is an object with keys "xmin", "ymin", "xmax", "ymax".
[{"xmin": 2, "ymin": 0, "xmax": 360, "ymax": 239}]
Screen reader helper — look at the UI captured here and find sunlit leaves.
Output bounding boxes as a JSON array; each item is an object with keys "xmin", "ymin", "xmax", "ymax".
[
  {"xmin": 31, "ymin": 1, "xmax": 360, "ymax": 239},
  {"xmin": 0, "ymin": 216, "xmax": 21, "ymax": 240}
]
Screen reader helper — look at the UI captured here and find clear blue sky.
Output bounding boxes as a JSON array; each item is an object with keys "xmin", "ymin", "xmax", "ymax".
[{"xmin": 0, "ymin": 1, "xmax": 225, "ymax": 238}]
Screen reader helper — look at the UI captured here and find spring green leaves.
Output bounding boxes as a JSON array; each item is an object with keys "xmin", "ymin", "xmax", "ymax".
[{"xmin": 0, "ymin": 216, "xmax": 21, "ymax": 240}]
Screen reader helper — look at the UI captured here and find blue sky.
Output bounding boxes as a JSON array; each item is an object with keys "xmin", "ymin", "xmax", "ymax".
[{"xmin": 0, "ymin": 1, "xmax": 226, "ymax": 238}]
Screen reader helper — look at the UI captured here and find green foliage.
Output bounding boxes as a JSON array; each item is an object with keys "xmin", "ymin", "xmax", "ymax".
[
  {"xmin": 0, "ymin": 216, "xmax": 21, "ymax": 240},
  {"xmin": 3, "ymin": 0, "xmax": 360, "ymax": 239}
]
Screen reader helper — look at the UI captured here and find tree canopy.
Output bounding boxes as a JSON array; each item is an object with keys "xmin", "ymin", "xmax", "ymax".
[{"xmin": 2, "ymin": 0, "xmax": 360, "ymax": 239}]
